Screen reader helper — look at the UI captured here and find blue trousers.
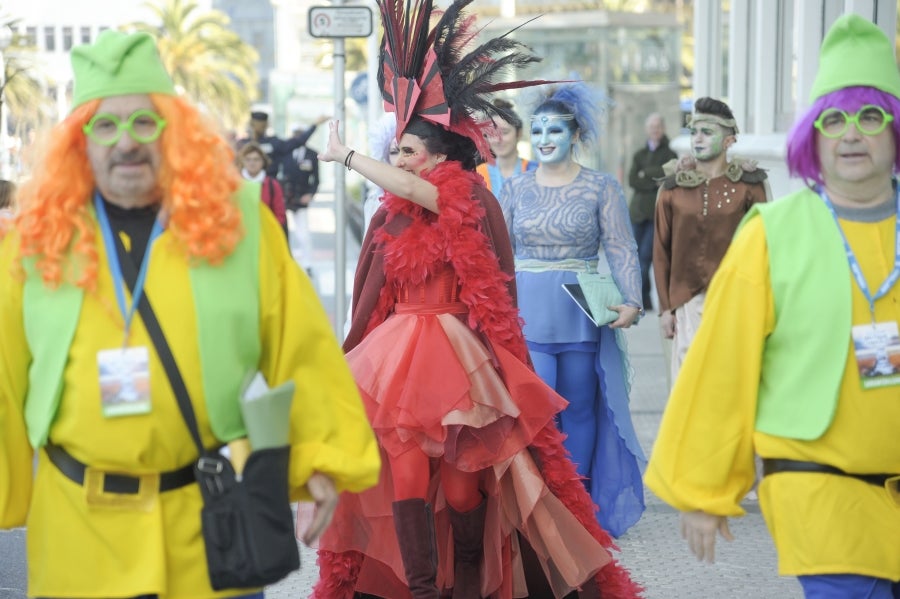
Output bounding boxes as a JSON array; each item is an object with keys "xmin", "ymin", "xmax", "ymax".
[
  {"xmin": 799, "ymin": 574, "xmax": 900, "ymax": 599},
  {"xmin": 530, "ymin": 348, "xmax": 597, "ymax": 477}
]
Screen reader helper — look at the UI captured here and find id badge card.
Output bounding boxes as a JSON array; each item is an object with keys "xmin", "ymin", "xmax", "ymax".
[
  {"xmin": 300, "ymin": 159, "xmax": 313, "ymax": 171},
  {"xmin": 851, "ymin": 321, "xmax": 900, "ymax": 389},
  {"xmin": 98, "ymin": 346, "xmax": 152, "ymax": 417}
]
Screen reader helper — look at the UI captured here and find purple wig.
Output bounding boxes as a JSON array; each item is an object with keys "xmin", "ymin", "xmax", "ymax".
[{"xmin": 786, "ymin": 85, "xmax": 900, "ymax": 186}]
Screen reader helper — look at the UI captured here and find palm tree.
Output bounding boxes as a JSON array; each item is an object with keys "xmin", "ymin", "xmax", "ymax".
[
  {"xmin": 125, "ymin": 0, "xmax": 260, "ymax": 131},
  {"xmin": 314, "ymin": 37, "xmax": 368, "ymax": 72},
  {"xmin": 0, "ymin": 18, "xmax": 54, "ymax": 132}
]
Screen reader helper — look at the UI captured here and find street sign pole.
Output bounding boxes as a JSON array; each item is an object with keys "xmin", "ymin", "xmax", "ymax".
[
  {"xmin": 333, "ymin": 24, "xmax": 347, "ymax": 339},
  {"xmin": 308, "ymin": 3, "xmax": 373, "ymax": 338}
]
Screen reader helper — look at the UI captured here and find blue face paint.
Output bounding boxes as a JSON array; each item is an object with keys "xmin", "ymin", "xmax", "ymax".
[{"xmin": 530, "ymin": 112, "xmax": 576, "ymax": 165}]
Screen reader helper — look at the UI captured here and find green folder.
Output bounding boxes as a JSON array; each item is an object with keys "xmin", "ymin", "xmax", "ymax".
[
  {"xmin": 562, "ymin": 272, "xmax": 624, "ymax": 326},
  {"xmin": 240, "ymin": 372, "xmax": 295, "ymax": 450}
]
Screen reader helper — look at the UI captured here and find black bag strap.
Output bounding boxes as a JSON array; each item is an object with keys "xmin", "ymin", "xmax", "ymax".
[{"xmin": 112, "ymin": 230, "xmax": 206, "ymax": 455}]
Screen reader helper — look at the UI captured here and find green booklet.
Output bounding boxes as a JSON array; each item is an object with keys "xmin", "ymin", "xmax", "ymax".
[{"xmin": 240, "ymin": 371, "xmax": 296, "ymax": 450}]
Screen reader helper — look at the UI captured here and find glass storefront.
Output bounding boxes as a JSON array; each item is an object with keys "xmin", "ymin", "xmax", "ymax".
[{"xmin": 481, "ymin": 11, "xmax": 681, "ymax": 181}]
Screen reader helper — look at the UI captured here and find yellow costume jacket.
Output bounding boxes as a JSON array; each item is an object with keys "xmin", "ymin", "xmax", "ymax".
[
  {"xmin": 0, "ymin": 188, "xmax": 380, "ymax": 598},
  {"xmin": 646, "ymin": 193, "xmax": 900, "ymax": 579}
]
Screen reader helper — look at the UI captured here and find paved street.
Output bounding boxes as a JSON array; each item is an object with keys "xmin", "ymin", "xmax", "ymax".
[{"xmin": 0, "ymin": 193, "xmax": 803, "ymax": 598}]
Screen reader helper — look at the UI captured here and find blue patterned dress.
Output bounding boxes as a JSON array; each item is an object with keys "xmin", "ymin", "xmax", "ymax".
[{"xmin": 499, "ymin": 167, "xmax": 646, "ymax": 537}]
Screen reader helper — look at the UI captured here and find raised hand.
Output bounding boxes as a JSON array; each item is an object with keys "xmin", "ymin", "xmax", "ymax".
[{"xmin": 318, "ymin": 120, "xmax": 350, "ymax": 164}]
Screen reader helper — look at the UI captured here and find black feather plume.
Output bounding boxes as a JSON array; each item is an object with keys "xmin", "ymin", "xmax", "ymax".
[{"xmin": 377, "ymin": 0, "xmax": 557, "ymax": 160}]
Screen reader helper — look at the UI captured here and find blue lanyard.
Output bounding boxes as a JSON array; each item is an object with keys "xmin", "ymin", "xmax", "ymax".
[
  {"xmin": 818, "ymin": 185, "xmax": 900, "ymax": 320},
  {"xmin": 94, "ymin": 192, "xmax": 164, "ymax": 340}
]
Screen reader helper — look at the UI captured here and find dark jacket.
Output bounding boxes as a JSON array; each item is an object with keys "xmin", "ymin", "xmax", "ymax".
[
  {"xmin": 627, "ymin": 136, "xmax": 677, "ymax": 223},
  {"xmin": 280, "ymin": 146, "xmax": 320, "ymax": 210},
  {"xmin": 237, "ymin": 125, "xmax": 318, "ymax": 178}
]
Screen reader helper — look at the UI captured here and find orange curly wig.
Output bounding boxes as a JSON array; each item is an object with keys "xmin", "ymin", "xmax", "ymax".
[{"xmin": 15, "ymin": 93, "xmax": 243, "ymax": 290}]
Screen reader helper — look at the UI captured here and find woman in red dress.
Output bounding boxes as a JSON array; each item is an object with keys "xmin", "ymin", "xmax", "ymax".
[{"xmin": 311, "ymin": 2, "xmax": 644, "ymax": 597}]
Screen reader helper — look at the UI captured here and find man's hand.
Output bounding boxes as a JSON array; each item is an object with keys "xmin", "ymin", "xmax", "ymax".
[
  {"xmin": 660, "ymin": 310, "xmax": 676, "ymax": 339},
  {"xmin": 301, "ymin": 472, "xmax": 338, "ymax": 545},
  {"xmin": 299, "ymin": 193, "xmax": 314, "ymax": 207},
  {"xmin": 679, "ymin": 511, "xmax": 734, "ymax": 563}
]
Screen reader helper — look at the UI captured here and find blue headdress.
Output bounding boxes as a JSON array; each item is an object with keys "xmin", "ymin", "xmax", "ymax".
[{"xmin": 529, "ymin": 79, "xmax": 612, "ymax": 149}]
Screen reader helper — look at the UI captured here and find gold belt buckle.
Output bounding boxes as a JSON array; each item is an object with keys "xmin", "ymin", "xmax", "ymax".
[
  {"xmin": 885, "ymin": 475, "xmax": 900, "ymax": 507},
  {"xmin": 84, "ymin": 467, "xmax": 159, "ymax": 511}
]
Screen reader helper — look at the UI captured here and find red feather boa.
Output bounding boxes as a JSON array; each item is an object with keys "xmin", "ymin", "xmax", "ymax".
[
  {"xmin": 362, "ymin": 162, "xmax": 529, "ymax": 363},
  {"xmin": 314, "ymin": 161, "xmax": 643, "ymax": 598}
]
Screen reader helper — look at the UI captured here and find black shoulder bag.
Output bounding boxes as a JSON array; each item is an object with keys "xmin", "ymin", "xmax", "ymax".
[{"xmin": 115, "ymin": 234, "xmax": 300, "ymax": 590}]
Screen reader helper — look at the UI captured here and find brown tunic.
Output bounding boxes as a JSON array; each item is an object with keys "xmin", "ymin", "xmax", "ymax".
[{"xmin": 652, "ymin": 173, "xmax": 768, "ymax": 312}]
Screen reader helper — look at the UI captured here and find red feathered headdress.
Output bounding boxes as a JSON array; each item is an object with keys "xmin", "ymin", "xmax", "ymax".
[{"xmin": 377, "ymin": 0, "xmax": 554, "ymax": 161}]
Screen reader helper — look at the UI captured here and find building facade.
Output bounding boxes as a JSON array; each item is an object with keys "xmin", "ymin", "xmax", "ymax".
[
  {"xmin": 691, "ymin": 0, "xmax": 898, "ymax": 197},
  {"xmin": 5, "ymin": 0, "xmax": 898, "ymax": 200},
  {"xmin": 212, "ymin": 0, "xmax": 276, "ymax": 105},
  {"xmin": 481, "ymin": 9, "xmax": 682, "ymax": 178}
]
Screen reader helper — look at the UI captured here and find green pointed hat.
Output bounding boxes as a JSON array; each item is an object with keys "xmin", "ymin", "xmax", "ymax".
[
  {"xmin": 809, "ymin": 14, "xmax": 900, "ymax": 102},
  {"xmin": 70, "ymin": 30, "xmax": 176, "ymax": 109}
]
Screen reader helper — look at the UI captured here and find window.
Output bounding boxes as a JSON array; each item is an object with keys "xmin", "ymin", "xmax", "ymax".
[
  {"xmin": 80, "ymin": 26, "xmax": 91, "ymax": 44},
  {"xmin": 774, "ymin": 0, "xmax": 796, "ymax": 131},
  {"xmin": 25, "ymin": 26, "xmax": 36, "ymax": 46},
  {"xmin": 62, "ymin": 26, "xmax": 73, "ymax": 51},
  {"xmin": 44, "ymin": 26, "xmax": 55, "ymax": 51}
]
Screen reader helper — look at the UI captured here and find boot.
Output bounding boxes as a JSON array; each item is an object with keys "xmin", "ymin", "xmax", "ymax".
[
  {"xmin": 448, "ymin": 499, "xmax": 486, "ymax": 599},
  {"xmin": 577, "ymin": 577, "xmax": 601, "ymax": 599},
  {"xmin": 392, "ymin": 498, "xmax": 440, "ymax": 599}
]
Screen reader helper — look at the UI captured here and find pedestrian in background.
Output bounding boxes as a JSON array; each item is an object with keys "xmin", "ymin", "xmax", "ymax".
[
  {"xmin": 238, "ymin": 110, "xmax": 327, "ymax": 178},
  {"xmin": 628, "ymin": 112, "xmax": 677, "ymax": 311},
  {"xmin": 238, "ymin": 141, "xmax": 289, "ymax": 240},
  {"xmin": 499, "ymin": 81, "xmax": 646, "ymax": 538},
  {"xmin": 280, "ymin": 124, "xmax": 320, "ymax": 212},
  {"xmin": 646, "ymin": 14, "xmax": 900, "ymax": 598},
  {"xmin": 0, "ymin": 179, "xmax": 16, "ymax": 220},
  {"xmin": 0, "ymin": 30, "xmax": 380, "ymax": 598},
  {"xmin": 279, "ymin": 125, "xmax": 320, "ymax": 269},
  {"xmin": 476, "ymin": 98, "xmax": 537, "ymax": 194},
  {"xmin": 653, "ymin": 97, "xmax": 770, "ymax": 381}
]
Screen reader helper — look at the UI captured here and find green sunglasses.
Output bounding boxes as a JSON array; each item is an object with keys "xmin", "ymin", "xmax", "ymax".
[
  {"xmin": 83, "ymin": 109, "xmax": 167, "ymax": 146},
  {"xmin": 814, "ymin": 105, "xmax": 894, "ymax": 139}
]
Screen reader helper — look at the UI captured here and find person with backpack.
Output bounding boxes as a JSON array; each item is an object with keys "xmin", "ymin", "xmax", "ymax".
[{"xmin": 239, "ymin": 141, "xmax": 289, "ymax": 240}]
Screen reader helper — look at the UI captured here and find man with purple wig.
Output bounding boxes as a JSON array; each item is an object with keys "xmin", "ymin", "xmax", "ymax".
[{"xmin": 645, "ymin": 13, "xmax": 900, "ymax": 599}]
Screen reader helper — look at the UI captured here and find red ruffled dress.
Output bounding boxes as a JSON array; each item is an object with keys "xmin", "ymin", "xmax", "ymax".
[
  {"xmin": 353, "ymin": 265, "xmax": 563, "ymax": 470},
  {"xmin": 315, "ymin": 162, "xmax": 643, "ymax": 599}
]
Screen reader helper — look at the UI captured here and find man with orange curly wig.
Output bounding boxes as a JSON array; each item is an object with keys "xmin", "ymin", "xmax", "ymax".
[{"xmin": 0, "ymin": 30, "xmax": 380, "ymax": 598}]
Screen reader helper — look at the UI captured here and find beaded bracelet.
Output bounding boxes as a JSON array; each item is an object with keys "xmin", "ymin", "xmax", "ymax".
[{"xmin": 344, "ymin": 150, "xmax": 355, "ymax": 170}]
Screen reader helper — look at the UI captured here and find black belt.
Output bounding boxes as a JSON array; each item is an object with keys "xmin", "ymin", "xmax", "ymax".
[
  {"xmin": 46, "ymin": 444, "xmax": 196, "ymax": 494},
  {"xmin": 762, "ymin": 458, "xmax": 897, "ymax": 488}
]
